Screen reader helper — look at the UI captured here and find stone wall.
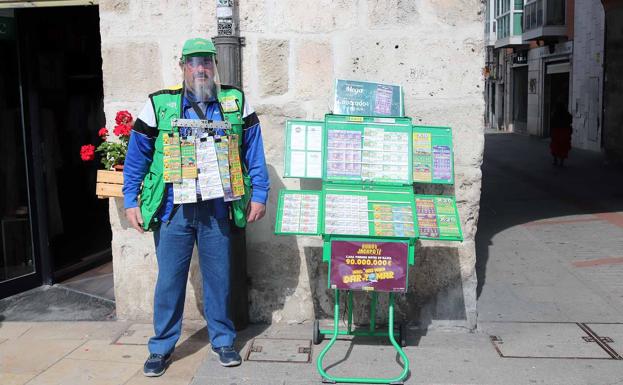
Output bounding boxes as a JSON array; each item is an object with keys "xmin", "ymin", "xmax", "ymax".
[
  {"xmin": 572, "ymin": 0, "xmax": 604, "ymax": 152},
  {"xmin": 101, "ymin": 0, "xmax": 484, "ymax": 330},
  {"xmin": 602, "ymin": 1, "xmax": 623, "ymax": 162}
]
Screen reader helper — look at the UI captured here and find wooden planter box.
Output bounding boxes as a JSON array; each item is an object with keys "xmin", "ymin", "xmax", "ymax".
[{"xmin": 96, "ymin": 170, "xmax": 124, "ymax": 199}]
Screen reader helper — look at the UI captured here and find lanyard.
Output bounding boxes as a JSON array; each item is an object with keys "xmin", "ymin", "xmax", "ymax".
[{"xmin": 190, "ymin": 101, "xmax": 208, "ymax": 120}]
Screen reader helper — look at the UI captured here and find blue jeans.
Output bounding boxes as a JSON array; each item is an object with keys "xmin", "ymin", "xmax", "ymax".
[{"xmin": 148, "ymin": 200, "xmax": 235, "ymax": 355}]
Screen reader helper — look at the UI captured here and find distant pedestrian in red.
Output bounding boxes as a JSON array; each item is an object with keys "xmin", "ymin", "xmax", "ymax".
[{"xmin": 549, "ymin": 103, "xmax": 573, "ymax": 166}]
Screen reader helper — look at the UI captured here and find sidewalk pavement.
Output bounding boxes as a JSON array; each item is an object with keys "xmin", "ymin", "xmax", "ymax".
[
  {"xmin": 1, "ymin": 319, "xmax": 623, "ymax": 385},
  {"xmin": 477, "ymin": 132, "xmax": 623, "ymax": 324}
]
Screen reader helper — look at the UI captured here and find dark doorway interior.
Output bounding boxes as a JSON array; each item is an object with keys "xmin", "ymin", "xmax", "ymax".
[
  {"xmin": 543, "ymin": 70, "xmax": 570, "ymax": 138},
  {"xmin": 512, "ymin": 66, "xmax": 528, "ymax": 133},
  {"xmin": 16, "ymin": 6, "xmax": 111, "ymax": 280},
  {"xmin": 0, "ymin": 14, "xmax": 35, "ymax": 286}
]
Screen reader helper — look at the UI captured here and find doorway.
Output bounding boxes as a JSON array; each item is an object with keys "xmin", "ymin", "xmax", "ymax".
[
  {"xmin": 543, "ymin": 63, "xmax": 570, "ymax": 138},
  {"xmin": 0, "ymin": 11, "xmax": 37, "ymax": 296},
  {"xmin": 0, "ymin": 5, "xmax": 111, "ymax": 298},
  {"xmin": 512, "ymin": 66, "xmax": 528, "ymax": 133}
]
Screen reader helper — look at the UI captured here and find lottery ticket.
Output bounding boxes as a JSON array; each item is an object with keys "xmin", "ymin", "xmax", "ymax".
[
  {"xmin": 173, "ymin": 179, "xmax": 197, "ymax": 204},
  {"xmin": 163, "ymin": 132, "xmax": 182, "ymax": 183}
]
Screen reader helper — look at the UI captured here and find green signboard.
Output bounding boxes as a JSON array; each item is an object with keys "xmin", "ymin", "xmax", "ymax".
[
  {"xmin": 283, "ymin": 120, "xmax": 324, "ymax": 179},
  {"xmin": 276, "ymin": 115, "xmax": 462, "ymax": 243},
  {"xmin": 275, "ymin": 189, "xmax": 463, "ymax": 242},
  {"xmin": 414, "ymin": 195, "xmax": 462, "ymax": 241},
  {"xmin": 275, "ymin": 190, "xmax": 323, "ymax": 236},
  {"xmin": 322, "ymin": 184, "xmax": 417, "ymax": 238},
  {"xmin": 412, "ymin": 126, "xmax": 455, "ymax": 184},
  {"xmin": 324, "ymin": 114, "xmax": 413, "ymax": 185},
  {"xmin": 334, "ymin": 79, "xmax": 404, "ymax": 117}
]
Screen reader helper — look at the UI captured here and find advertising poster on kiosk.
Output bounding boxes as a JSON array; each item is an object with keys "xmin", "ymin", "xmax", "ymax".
[{"xmin": 330, "ymin": 240, "xmax": 408, "ymax": 293}]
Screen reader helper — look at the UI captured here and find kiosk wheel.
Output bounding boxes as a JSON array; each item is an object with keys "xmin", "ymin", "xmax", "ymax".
[{"xmin": 313, "ymin": 319, "xmax": 324, "ymax": 345}]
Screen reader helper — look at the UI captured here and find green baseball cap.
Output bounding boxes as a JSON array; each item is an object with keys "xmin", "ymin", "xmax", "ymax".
[{"xmin": 181, "ymin": 38, "xmax": 216, "ymax": 57}]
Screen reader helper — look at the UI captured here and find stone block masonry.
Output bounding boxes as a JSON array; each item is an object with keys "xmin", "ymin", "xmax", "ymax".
[{"xmin": 101, "ymin": 0, "xmax": 484, "ymax": 330}]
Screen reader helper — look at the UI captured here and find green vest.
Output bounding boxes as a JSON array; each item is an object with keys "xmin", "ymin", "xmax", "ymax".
[{"xmin": 139, "ymin": 85, "xmax": 251, "ymax": 231}]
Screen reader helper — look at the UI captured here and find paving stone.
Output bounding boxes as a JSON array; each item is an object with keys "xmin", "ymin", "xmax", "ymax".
[
  {"xmin": 19, "ymin": 321, "xmax": 129, "ymax": 342},
  {"xmin": 67, "ymin": 339, "xmax": 147, "ymax": 364},
  {"xmin": 0, "ymin": 339, "xmax": 84, "ymax": 375},
  {"xmin": 245, "ymin": 338, "xmax": 311, "ymax": 363},
  {"xmin": 0, "ymin": 322, "xmax": 32, "ymax": 339},
  {"xmin": 125, "ymin": 375, "xmax": 191, "ymax": 385},
  {"xmin": 115, "ymin": 322, "xmax": 208, "ymax": 345},
  {"xmin": 125, "ymin": 341, "xmax": 208, "ymax": 384},
  {"xmin": 25, "ymin": 358, "xmax": 138, "ymax": 385},
  {"xmin": 0, "ymin": 373, "xmax": 35, "ymax": 385}
]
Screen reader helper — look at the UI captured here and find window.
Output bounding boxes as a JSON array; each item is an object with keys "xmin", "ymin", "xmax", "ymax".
[{"xmin": 547, "ymin": 0, "xmax": 565, "ymax": 25}]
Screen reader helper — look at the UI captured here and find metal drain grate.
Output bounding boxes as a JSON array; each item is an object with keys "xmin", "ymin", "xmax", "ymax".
[
  {"xmin": 485, "ymin": 322, "xmax": 622, "ymax": 359},
  {"xmin": 244, "ymin": 338, "xmax": 312, "ymax": 363}
]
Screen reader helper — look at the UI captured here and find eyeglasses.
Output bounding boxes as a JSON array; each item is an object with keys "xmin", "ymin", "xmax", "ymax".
[{"xmin": 184, "ymin": 56, "xmax": 215, "ymax": 69}]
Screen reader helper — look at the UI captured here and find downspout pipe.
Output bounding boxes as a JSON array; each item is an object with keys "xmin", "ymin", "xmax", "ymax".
[{"xmin": 213, "ymin": 0, "xmax": 249, "ymax": 330}]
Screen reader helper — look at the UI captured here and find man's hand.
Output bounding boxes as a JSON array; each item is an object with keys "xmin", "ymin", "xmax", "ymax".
[
  {"xmin": 246, "ymin": 202, "xmax": 266, "ymax": 223},
  {"xmin": 125, "ymin": 207, "xmax": 145, "ymax": 233}
]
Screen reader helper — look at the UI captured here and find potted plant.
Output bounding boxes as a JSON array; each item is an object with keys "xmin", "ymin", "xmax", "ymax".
[{"xmin": 80, "ymin": 110, "xmax": 133, "ymax": 198}]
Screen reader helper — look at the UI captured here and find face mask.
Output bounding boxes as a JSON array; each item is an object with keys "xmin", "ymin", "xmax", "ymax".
[{"xmin": 182, "ymin": 55, "xmax": 221, "ymax": 102}]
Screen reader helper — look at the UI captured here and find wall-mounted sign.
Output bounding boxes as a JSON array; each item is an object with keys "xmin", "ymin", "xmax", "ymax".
[{"xmin": 513, "ymin": 51, "xmax": 528, "ymax": 65}]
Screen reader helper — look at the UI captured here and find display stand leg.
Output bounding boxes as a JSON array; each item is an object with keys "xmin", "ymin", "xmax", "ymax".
[
  {"xmin": 317, "ymin": 289, "xmax": 410, "ymax": 384},
  {"xmin": 347, "ymin": 290, "xmax": 353, "ymax": 334}
]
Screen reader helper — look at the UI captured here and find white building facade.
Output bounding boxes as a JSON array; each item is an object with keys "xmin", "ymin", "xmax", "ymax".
[{"xmin": 485, "ymin": 0, "xmax": 606, "ymax": 153}]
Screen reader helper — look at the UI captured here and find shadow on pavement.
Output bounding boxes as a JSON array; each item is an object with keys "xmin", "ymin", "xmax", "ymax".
[{"xmin": 476, "ymin": 132, "xmax": 623, "ymax": 298}]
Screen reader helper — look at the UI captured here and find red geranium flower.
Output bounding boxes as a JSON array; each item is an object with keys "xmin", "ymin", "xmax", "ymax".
[
  {"xmin": 113, "ymin": 123, "xmax": 132, "ymax": 137},
  {"xmin": 115, "ymin": 110, "xmax": 133, "ymax": 125},
  {"xmin": 98, "ymin": 127, "xmax": 109, "ymax": 138},
  {"xmin": 80, "ymin": 144, "xmax": 96, "ymax": 161}
]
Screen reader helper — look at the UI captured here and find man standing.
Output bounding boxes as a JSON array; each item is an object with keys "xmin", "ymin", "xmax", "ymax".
[{"xmin": 123, "ymin": 37, "xmax": 270, "ymax": 376}]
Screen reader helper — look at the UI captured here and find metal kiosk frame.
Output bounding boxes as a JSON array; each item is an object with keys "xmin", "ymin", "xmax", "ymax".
[
  {"xmin": 275, "ymin": 114, "xmax": 462, "ymax": 384},
  {"xmin": 314, "ymin": 235, "xmax": 415, "ymax": 384}
]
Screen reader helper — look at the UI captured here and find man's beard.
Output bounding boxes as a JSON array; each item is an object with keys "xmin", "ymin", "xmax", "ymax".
[{"xmin": 188, "ymin": 76, "xmax": 217, "ymax": 102}]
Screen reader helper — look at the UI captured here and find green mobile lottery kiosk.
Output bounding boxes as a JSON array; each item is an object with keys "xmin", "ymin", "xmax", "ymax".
[{"xmin": 275, "ymin": 114, "xmax": 463, "ymax": 384}]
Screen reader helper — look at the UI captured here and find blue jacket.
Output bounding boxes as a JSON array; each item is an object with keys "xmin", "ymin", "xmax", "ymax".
[{"xmin": 122, "ymin": 94, "xmax": 270, "ymax": 222}]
